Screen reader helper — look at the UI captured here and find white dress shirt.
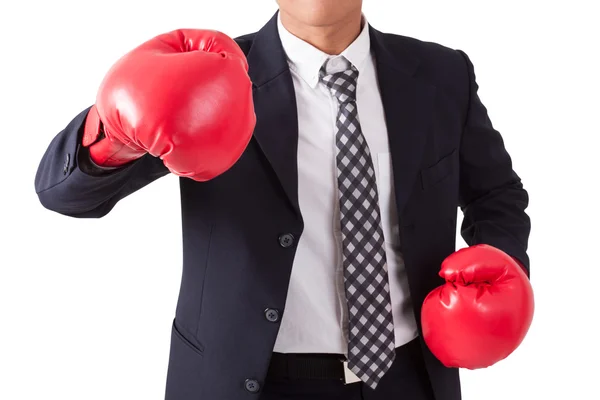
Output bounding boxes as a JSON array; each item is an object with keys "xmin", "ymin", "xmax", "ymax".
[{"xmin": 273, "ymin": 14, "xmax": 418, "ymax": 355}]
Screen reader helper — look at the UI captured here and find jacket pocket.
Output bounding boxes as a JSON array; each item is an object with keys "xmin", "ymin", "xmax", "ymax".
[
  {"xmin": 165, "ymin": 319, "xmax": 205, "ymax": 400},
  {"xmin": 172, "ymin": 319, "xmax": 205, "ymax": 356},
  {"xmin": 420, "ymin": 148, "xmax": 457, "ymax": 190}
]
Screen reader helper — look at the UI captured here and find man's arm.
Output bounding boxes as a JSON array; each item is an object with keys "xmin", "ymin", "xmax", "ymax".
[
  {"xmin": 455, "ymin": 50, "xmax": 531, "ymax": 275},
  {"xmin": 35, "ymin": 29, "xmax": 256, "ymax": 219},
  {"xmin": 34, "ymin": 107, "xmax": 168, "ymax": 218},
  {"xmin": 420, "ymin": 51, "xmax": 534, "ymax": 368}
]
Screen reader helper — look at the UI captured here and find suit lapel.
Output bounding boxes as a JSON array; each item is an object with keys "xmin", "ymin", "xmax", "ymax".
[
  {"xmin": 244, "ymin": 15, "xmax": 437, "ymax": 220},
  {"xmin": 245, "ymin": 13, "xmax": 301, "ymax": 216},
  {"xmin": 369, "ymin": 26, "xmax": 437, "ymax": 218}
]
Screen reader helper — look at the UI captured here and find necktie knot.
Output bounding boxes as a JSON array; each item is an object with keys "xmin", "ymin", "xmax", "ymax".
[{"xmin": 319, "ymin": 56, "xmax": 359, "ymax": 104}]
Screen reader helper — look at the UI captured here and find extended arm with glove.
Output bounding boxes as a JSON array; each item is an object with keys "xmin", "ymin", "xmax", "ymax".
[
  {"xmin": 83, "ymin": 29, "xmax": 255, "ymax": 180},
  {"xmin": 36, "ymin": 29, "xmax": 255, "ymax": 216}
]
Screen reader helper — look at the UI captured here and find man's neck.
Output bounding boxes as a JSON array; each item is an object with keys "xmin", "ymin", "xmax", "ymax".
[{"xmin": 279, "ymin": 10, "xmax": 363, "ymax": 55}]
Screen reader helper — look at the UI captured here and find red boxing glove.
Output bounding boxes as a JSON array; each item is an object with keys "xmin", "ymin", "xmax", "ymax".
[
  {"xmin": 421, "ymin": 244, "xmax": 534, "ymax": 369},
  {"xmin": 82, "ymin": 29, "xmax": 255, "ymax": 181}
]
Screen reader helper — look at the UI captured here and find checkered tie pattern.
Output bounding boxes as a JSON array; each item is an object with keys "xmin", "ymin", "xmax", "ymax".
[{"xmin": 320, "ymin": 56, "xmax": 396, "ymax": 389}]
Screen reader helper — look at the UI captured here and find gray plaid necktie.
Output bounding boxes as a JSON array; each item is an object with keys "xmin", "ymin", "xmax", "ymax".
[{"xmin": 320, "ymin": 56, "xmax": 396, "ymax": 389}]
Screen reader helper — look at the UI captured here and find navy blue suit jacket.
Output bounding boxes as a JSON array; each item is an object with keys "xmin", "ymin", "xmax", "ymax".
[{"xmin": 35, "ymin": 12, "xmax": 530, "ymax": 400}]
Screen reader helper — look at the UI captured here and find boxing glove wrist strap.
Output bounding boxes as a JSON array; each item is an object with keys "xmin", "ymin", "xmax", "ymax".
[{"xmin": 82, "ymin": 105, "xmax": 146, "ymax": 167}]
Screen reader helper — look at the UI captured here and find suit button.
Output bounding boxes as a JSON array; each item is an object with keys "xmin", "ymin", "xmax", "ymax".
[
  {"xmin": 264, "ymin": 308, "xmax": 280, "ymax": 323},
  {"xmin": 278, "ymin": 233, "xmax": 295, "ymax": 248},
  {"xmin": 244, "ymin": 379, "xmax": 260, "ymax": 393}
]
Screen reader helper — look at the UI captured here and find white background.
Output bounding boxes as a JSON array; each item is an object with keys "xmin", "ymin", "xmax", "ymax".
[{"xmin": 1, "ymin": 0, "xmax": 598, "ymax": 399}]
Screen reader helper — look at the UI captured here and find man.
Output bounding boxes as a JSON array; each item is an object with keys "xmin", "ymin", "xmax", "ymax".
[{"xmin": 34, "ymin": 1, "xmax": 533, "ymax": 399}]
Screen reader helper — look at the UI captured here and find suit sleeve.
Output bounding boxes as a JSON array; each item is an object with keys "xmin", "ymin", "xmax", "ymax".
[
  {"xmin": 456, "ymin": 50, "xmax": 532, "ymax": 274},
  {"xmin": 34, "ymin": 107, "xmax": 169, "ymax": 218}
]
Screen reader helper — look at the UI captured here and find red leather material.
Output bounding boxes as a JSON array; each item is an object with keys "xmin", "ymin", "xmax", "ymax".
[
  {"xmin": 421, "ymin": 244, "xmax": 534, "ymax": 369},
  {"xmin": 85, "ymin": 29, "xmax": 255, "ymax": 179},
  {"xmin": 84, "ymin": 105, "xmax": 146, "ymax": 167}
]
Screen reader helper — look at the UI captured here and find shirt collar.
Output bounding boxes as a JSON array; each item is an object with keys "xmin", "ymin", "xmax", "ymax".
[{"xmin": 277, "ymin": 12, "xmax": 371, "ymax": 88}]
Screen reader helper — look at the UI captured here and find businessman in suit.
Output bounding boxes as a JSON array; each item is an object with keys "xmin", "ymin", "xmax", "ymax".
[{"xmin": 35, "ymin": 1, "xmax": 533, "ymax": 399}]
